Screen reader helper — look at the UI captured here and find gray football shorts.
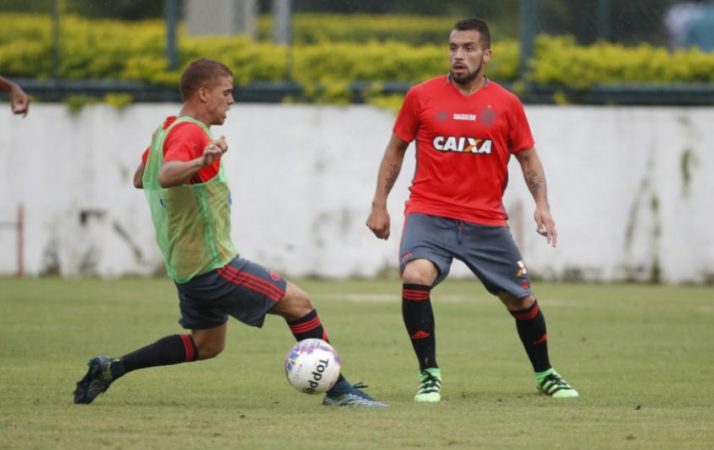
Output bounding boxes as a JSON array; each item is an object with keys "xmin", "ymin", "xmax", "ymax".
[
  {"xmin": 399, "ymin": 213, "xmax": 532, "ymax": 298},
  {"xmin": 175, "ymin": 255, "xmax": 287, "ymax": 330}
]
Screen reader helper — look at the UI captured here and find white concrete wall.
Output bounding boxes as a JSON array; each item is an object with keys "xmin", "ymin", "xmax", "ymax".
[{"xmin": 0, "ymin": 104, "xmax": 712, "ymax": 283}]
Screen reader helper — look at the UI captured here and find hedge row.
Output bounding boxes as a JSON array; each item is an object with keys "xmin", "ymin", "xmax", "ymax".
[
  {"xmin": 1, "ymin": 13, "xmax": 713, "ymax": 96},
  {"xmin": 0, "ymin": 13, "xmax": 519, "ymax": 86},
  {"xmin": 531, "ymin": 36, "xmax": 714, "ymax": 87},
  {"xmin": 256, "ymin": 13, "xmax": 461, "ymax": 45}
]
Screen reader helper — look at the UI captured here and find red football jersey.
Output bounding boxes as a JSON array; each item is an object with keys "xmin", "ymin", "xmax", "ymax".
[
  {"xmin": 140, "ymin": 116, "xmax": 219, "ymax": 184},
  {"xmin": 393, "ymin": 75, "xmax": 534, "ymax": 226}
]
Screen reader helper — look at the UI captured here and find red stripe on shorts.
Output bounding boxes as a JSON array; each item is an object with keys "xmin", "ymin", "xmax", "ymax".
[
  {"xmin": 218, "ymin": 266, "xmax": 284, "ymax": 302},
  {"xmin": 221, "ymin": 264, "xmax": 284, "ymax": 297}
]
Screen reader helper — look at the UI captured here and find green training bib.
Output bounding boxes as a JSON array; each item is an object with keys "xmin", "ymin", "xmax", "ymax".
[{"xmin": 142, "ymin": 116, "xmax": 236, "ymax": 283}]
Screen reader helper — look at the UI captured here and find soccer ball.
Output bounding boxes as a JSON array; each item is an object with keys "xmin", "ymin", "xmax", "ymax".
[{"xmin": 284, "ymin": 339, "xmax": 341, "ymax": 394}]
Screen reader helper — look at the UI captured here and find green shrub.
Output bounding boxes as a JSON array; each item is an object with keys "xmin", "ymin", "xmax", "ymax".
[
  {"xmin": 63, "ymin": 94, "xmax": 97, "ymax": 115},
  {"xmin": 258, "ymin": 13, "xmax": 458, "ymax": 45},
  {"xmin": 1, "ymin": 12, "xmax": 713, "ymax": 104},
  {"xmin": 530, "ymin": 35, "xmax": 714, "ymax": 87}
]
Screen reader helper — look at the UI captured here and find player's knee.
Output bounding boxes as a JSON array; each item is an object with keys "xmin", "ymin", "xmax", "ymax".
[
  {"xmin": 275, "ymin": 283, "xmax": 314, "ymax": 321},
  {"xmin": 197, "ymin": 340, "xmax": 225, "ymax": 360},
  {"xmin": 401, "ymin": 261, "xmax": 437, "ymax": 286},
  {"xmin": 499, "ymin": 292, "xmax": 535, "ymax": 310}
]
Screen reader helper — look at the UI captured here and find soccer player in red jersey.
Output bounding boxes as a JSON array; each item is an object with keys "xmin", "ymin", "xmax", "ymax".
[
  {"xmin": 73, "ymin": 58, "xmax": 385, "ymax": 408},
  {"xmin": 366, "ymin": 18, "xmax": 578, "ymax": 401}
]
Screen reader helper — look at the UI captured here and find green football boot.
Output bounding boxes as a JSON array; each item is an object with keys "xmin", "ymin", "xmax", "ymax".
[
  {"xmin": 415, "ymin": 368, "xmax": 441, "ymax": 402},
  {"xmin": 536, "ymin": 368, "xmax": 579, "ymax": 398}
]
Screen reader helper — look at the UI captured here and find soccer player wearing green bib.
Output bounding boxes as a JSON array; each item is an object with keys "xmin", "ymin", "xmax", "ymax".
[
  {"xmin": 366, "ymin": 19, "xmax": 578, "ymax": 402},
  {"xmin": 73, "ymin": 58, "xmax": 386, "ymax": 408}
]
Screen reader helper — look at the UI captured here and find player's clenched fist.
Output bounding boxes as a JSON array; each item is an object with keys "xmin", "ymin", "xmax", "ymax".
[{"xmin": 201, "ymin": 136, "xmax": 228, "ymax": 166}]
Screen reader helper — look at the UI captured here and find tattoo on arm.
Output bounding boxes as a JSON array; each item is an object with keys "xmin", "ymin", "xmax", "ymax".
[
  {"xmin": 525, "ymin": 170, "xmax": 543, "ymax": 195},
  {"xmin": 516, "ymin": 149, "xmax": 547, "ymax": 198},
  {"xmin": 384, "ymin": 163, "xmax": 400, "ymax": 193}
]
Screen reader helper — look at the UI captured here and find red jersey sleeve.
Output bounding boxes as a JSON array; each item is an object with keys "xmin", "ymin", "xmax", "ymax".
[
  {"xmin": 163, "ymin": 122, "xmax": 219, "ymax": 183},
  {"xmin": 507, "ymin": 96, "xmax": 535, "ymax": 154},
  {"xmin": 140, "ymin": 147, "xmax": 149, "ymax": 164},
  {"xmin": 392, "ymin": 88, "xmax": 421, "ymax": 143},
  {"xmin": 163, "ymin": 122, "xmax": 208, "ymax": 162}
]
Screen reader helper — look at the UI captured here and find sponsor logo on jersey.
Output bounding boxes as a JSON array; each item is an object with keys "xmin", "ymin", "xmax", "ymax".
[
  {"xmin": 453, "ymin": 113, "xmax": 476, "ymax": 121},
  {"xmin": 435, "ymin": 111, "xmax": 449, "ymax": 121},
  {"xmin": 433, "ymin": 136, "xmax": 493, "ymax": 154},
  {"xmin": 479, "ymin": 107, "xmax": 496, "ymax": 125}
]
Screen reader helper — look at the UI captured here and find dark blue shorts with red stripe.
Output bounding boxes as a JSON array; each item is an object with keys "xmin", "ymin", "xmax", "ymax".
[{"xmin": 175, "ymin": 255, "xmax": 287, "ymax": 330}]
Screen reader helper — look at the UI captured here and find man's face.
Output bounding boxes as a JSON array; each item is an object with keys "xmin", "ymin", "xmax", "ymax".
[
  {"xmin": 202, "ymin": 75, "xmax": 234, "ymax": 126},
  {"xmin": 449, "ymin": 29, "xmax": 491, "ymax": 85}
]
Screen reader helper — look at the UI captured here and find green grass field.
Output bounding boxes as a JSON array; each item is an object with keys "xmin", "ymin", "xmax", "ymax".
[{"xmin": 1, "ymin": 278, "xmax": 712, "ymax": 449}]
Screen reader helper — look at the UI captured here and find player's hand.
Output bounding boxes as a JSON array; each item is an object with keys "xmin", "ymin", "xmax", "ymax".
[
  {"xmin": 10, "ymin": 85, "xmax": 30, "ymax": 117},
  {"xmin": 534, "ymin": 206, "xmax": 557, "ymax": 247},
  {"xmin": 200, "ymin": 136, "xmax": 227, "ymax": 167},
  {"xmin": 366, "ymin": 206, "xmax": 391, "ymax": 240}
]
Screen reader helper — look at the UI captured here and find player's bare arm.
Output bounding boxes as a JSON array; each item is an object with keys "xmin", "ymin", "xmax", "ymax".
[
  {"xmin": 158, "ymin": 136, "xmax": 228, "ymax": 188},
  {"xmin": 133, "ymin": 162, "xmax": 146, "ymax": 189},
  {"xmin": 514, "ymin": 148, "xmax": 558, "ymax": 247},
  {"xmin": 366, "ymin": 134, "xmax": 409, "ymax": 240},
  {"xmin": 0, "ymin": 75, "xmax": 30, "ymax": 116}
]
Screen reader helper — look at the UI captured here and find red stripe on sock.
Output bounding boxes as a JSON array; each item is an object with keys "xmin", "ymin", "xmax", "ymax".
[
  {"xmin": 180, "ymin": 334, "xmax": 195, "ymax": 361},
  {"xmin": 402, "ymin": 289, "xmax": 430, "ymax": 301},
  {"xmin": 512, "ymin": 304, "xmax": 540, "ymax": 321},
  {"xmin": 290, "ymin": 316, "xmax": 322, "ymax": 334},
  {"xmin": 403, "ymin": 289, "xmax": 430, "ymax": 296},
  {"xmin": 533, "ymin": 333, "xmax": 548, "ymax": 345},
  {"xmin": 410, "ymin": 330, "xmax": 430, "ymax": 340}
]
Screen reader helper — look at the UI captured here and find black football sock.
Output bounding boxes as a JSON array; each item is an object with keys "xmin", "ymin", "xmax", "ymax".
[
  {"xmin": 510, "ymin": 300, "xmax": 551, "ymax": 372},
  {"xmin": 288, "ymin": 309, "xmax": 347, "ymax": 389},
  {"xmin": 287, "ymin": 308, "xmax": 329, "ymax": 342},
  {"xmin": 402, "ymin": 283, "xmax": 437, "ymax": 371},
  {"xmin": 111, "ymin": 334, "xmax": 199, "ymax": 379}
]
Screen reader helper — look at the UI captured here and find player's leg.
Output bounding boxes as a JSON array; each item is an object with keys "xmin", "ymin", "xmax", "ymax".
[
  {"xmin": 401, "ymin": 259, "xmax": 442, "ymax": 402},
  {"xmin": 72, "ymin": 329, "xmax": 216, "ymax": 405},
  {"xmin": 191, "ymin": 323, "xmax": 227, "ymax": 359},
  {"xmin": 270, "ymin": 281, "xmax": 387, "ymax": 408},
  {"xmin": 459, "ymin": 222, "xmax": 577, "ymax": 398},
  {"xmin": 73, "ymin": 281, "xmax": 229, "ymax": 405},
  {"xmin": 498, "ymin": 292, "xmax": 551, "ymax": 374},
  {"xmin": 499, "ymin": 291, "xmax": 578, "ymax": 398},
  {"xmin": 269, "ymin": 281, "xmax": 327, "ymax": 338},
  {"xmin": 217, "ymin": 256, "xmax": 385, "ymax": 407},
  {"xmin": 399, "ymin": 214, "xmax": 454, "ymax": 403}
]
